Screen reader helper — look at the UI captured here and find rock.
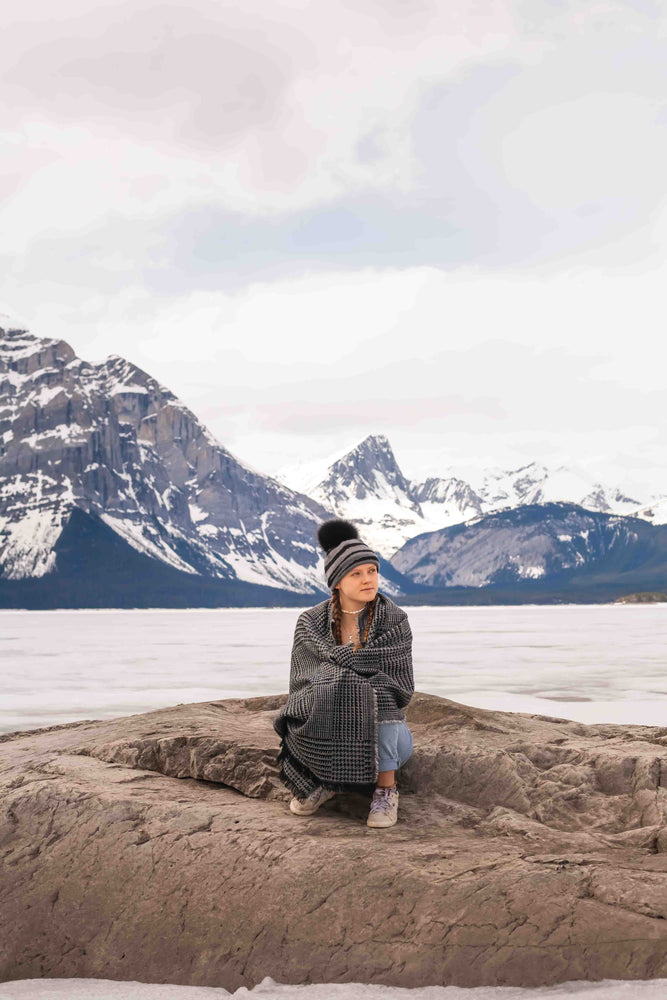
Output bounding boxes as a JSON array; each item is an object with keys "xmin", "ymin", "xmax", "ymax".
[{"xmin": 2, "ymin": 692, "xmax": 667, "ymax": 991}]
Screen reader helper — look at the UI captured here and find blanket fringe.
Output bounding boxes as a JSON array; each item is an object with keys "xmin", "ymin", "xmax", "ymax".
[{"xmin": 276, "ymin": 738, "xmax": 374, "ymax": 798}]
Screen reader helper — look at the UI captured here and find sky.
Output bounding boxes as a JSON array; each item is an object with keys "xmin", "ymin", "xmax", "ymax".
[{"xmin": 1, "ymin": 0, "xmax": 666, "ymax": 496}]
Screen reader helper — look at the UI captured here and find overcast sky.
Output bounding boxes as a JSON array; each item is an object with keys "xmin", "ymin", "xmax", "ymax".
[{"xmin": 1, "ymin": 0, "xmax": 666, "ymax": 495}]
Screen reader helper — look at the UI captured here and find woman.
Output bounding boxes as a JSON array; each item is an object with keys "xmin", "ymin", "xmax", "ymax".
[{"xmin": 273, "ymin": 519, "xmax": 414, "ymax": 829}]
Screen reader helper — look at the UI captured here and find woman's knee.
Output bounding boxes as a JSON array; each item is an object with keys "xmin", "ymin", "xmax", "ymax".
[
  {"xmin": 396, "ymin": 724, "xmax": 413, "ymax": 767},
  {"xmin": 377, "ymin": 722, "xmax": 413, "ymax": 771},
  {"xmin": 377, "ymin": 721, "xmax": 400, "ymax": 771}
]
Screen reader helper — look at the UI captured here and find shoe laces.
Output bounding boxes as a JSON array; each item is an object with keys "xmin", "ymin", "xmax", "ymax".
[
  {"xmin": 306, "ymin": 786, "xmax": 328, "ymax": 804},
  {"xmin": 370, "ymin": 787, "xmax": 397, "ymax": 814}
]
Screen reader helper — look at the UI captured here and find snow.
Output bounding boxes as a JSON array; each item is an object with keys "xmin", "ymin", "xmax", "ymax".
[
  {"xmin": 291, "ymin": 440, "xmax": 660, "ymax": 561},
  {"xmin": 3, "ymin": 603, "xmax": 667, "ymax": 734},
  {"xmin": 519, "ymin": 565, "xmax": 546, "ymax": 579},
  {"xmin": 223, "ymin": 545, "xmax": 323, "ymax": 594},
  {"xmin": 2, "ymin": 976, "xmax": 667, "ymax": 999},
  {"xmin": 278, "ymin": 436, "xmax": 373, "ymax": 496},
  {"xmin": 0, "ymin": 506, "xmax": 65, "ymax": 578},
  {"xmin": 312, "ymin": 489, "xmax": 425, "ymax": 559},
  {"xmin": 4, "ymin": 469, "xmax": 64, "ymax": 501},
  {"xmin": 0, "ymin": 368, "xmax": 31, "ymax": 389},
  {"xmin": 419, "ymin": 500, "xmax": 479, "ymax": 531},
  {"xmin": 28, "ymin": 384, "xmax": 66, "ymax": 407},
  {"xmin": 109, "ymin": 383, "xmax": 149, "ymax": 395},
  {"xmin": 632, "ymin": 495, "xmax": 667, "ymax": 526},
  {"xmin": 198, "ymin": 523, "xmax": 220, "ymax": 537},
  {"xmin": 99, "ymin": 514, "xmax": 199, "ymax": 575},
  {"xmin": 189, "ymin": 503, "xmax": 209, "ymax": 523},
  {"xmin": 22, "ymin": 423, "xmax": 89, "ymax": 449}
]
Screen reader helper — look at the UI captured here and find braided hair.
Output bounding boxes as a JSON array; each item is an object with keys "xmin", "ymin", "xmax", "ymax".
[{"xmin": 331, "ymin": 587, "xmax": 378, "ymax": 649}]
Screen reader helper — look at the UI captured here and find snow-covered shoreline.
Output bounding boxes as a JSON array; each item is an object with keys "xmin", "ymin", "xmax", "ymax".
[{"xmin": 3, "ymin": 976, "xmax": 667, "ymax": 999}]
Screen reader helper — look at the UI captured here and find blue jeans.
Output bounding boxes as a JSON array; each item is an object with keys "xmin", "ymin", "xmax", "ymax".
[{"xmin": 377, "ymin": 721, "xmax": 413, "ymax": 772}]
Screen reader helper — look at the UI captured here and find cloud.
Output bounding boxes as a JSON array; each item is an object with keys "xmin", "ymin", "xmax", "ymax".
[
  {"xmin": 1, "ymin": 0, "xmax": 666, "ymax": 493},
  {"xmin": 5, "ymin": 41, "xmax": 667, "ymax": 303},
  {"xmin": 227, "ymin": 339, "xmax": 661, "ymax": 439},
  {"xmin": 2, "ymin": 3, "xmax": 307, "ymax": 147}
]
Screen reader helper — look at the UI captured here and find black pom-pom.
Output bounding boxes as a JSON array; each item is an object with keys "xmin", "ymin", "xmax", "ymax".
[{"xmin": 317, "ymin": 519, "xmax": 359, "ymax": 553}]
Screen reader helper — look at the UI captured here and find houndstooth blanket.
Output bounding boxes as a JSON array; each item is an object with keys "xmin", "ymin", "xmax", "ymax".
[{"xmin": 272, "ymin": 592, "xmax": 414, "ymax": 799}]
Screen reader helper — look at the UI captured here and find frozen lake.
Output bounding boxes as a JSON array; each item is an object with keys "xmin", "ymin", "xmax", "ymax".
[{"xmin": 1, "ymin": 603, "xmax": 666, "ymax": 734}]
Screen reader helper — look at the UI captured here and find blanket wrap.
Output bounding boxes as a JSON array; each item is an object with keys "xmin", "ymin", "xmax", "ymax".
[{"xmin": 272, "ymin": 592, "xmax": 414, "ymax": 798}]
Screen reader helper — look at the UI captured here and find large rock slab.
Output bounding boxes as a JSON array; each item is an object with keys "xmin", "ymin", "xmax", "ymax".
[{"xmin": 2, "ymin": 693, "xmax": 667, "ymax": 991}]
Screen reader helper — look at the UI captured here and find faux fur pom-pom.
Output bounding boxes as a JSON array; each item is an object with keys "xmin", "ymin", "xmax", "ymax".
[{"xmin": 317, "ymin": 519, "xmax": 359, "ymax": 553}]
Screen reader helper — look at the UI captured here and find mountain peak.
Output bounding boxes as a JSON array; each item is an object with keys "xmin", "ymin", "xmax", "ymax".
[
  {"xmin": 326, "ymin": 433, "xmax": 408, "ymax": 490},
  {"xmin": 356, "ymin": 432, "xmax": 391, "ymax": 449},
  {"xmin": 308, "ymin": 434, "xmax": 423, "ymax": 556}
]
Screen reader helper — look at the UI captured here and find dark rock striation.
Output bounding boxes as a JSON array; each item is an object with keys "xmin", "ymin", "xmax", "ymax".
[{"xmin": 2, "ymin": 693, "xmax": 667, "ymax": 990}]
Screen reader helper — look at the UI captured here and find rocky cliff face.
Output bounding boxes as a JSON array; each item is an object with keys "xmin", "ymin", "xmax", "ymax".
[
  {"xmin": 2, "ymin": 693, "xmax": 667, "ymax": 989},
  {"xmin": 0, "ymin": 319, "xmax": 332, "ymax": 593}
]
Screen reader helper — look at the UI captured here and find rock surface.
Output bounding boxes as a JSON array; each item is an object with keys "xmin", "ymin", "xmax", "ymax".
[{"xmin": 2, "ymin": 692, "xmax": 667, "ymax": 991}]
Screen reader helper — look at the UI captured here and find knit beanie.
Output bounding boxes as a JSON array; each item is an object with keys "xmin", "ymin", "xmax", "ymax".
[{"xmin": 317, "ymin": 519, "xmax": 380, "ymax": 591}]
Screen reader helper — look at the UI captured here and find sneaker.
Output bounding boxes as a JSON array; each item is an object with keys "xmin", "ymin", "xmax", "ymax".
[
  {"xmin": 289, "ymin": 786, "xmax": 336, "ymax": 816},
  {"xmin": 366, "ymin": 786, "xmax": 399, "ymax": 828}
]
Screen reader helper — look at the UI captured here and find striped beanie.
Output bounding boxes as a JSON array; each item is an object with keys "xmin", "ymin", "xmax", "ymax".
[{"xmin": 317, "ymin": 519, "xmax": 379, "ymax": 591}]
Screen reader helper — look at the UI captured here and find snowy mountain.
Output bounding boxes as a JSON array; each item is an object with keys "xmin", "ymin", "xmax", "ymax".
[
  {"xmin": 0, "ymin": 319, "xmax": 338, "ymax": 595},
  {"xmin": 295, "ymin": 434, "xmax": 483, "ymax": 558},
  {"xmin": 476, "ymin": 461, "xmax": 643, "ymax": 517},
  {"xmin": 304, "ymin": 435, "xmax": 420, "ymax": 557},
  {"xmin": 281, "ymin": 435, "xmax": 656, "ymax": 559},
  {"xmin": 410, "ymin": 476, "xmax": 484, "ymax": 530},
  {"xmin": 391, "ymin": 501, "xmax": 667, "ymax": 592},
  {"xmin": 3, "ymin": 315, "xmax": 662, "ymax": 608}
]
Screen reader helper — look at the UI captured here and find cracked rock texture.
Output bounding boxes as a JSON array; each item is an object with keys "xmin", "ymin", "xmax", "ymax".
[{"xmin": 2, "ymin": 692, "xmax": 667, "ymax": 991}]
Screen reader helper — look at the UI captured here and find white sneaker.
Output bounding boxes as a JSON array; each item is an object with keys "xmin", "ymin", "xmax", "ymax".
[
  {"xmin": 289, "ymin": 786, "xmax": 336, "ymax": 816},
  {"xmin": 366, "ymin": 786, "xmax": 399, "ymax": 828}
]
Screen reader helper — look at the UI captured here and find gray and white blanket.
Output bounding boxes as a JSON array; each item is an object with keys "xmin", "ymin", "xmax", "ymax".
[{"xmin": 273, "ymin": 592, "xmax": 414, "ymax": 798}]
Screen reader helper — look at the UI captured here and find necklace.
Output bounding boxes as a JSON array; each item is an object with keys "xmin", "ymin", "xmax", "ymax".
[{"xmin": 341, "ymin": 608, "xmax": 362, "ymax": 615}]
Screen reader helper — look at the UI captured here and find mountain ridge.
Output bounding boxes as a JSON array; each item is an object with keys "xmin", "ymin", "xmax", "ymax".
[
  {"xmin": 0, "ymin": 322, "xmax": 335, "ymax": 594},
  {"xmin": 1, "ymin": 318, "xmax": 665, "ymax": 607},
  {"xmin": 286, "ymin": 433, "xmax": 658, "ymax": 559}
]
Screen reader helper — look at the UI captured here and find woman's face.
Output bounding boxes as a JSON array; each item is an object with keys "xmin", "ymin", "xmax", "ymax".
[{"xmin": 336, "ymin": 562, "xmax": 379, "ymax": 605}]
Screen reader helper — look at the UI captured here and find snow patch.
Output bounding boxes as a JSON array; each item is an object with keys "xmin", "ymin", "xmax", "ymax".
[
  {"xmin": 99, "ymin": 515, "xmax": 199, "ymax": 575},
  {"xmin": 0, "ymin": 507, "xmax": 65, "ymax": 579},
  {"xmin": 109, "ymin": 383, "xmax": 149, "ymax": 395},
  {"xmin": 22, "ymin": 424, "xmax": 89, "ymax": 449},
  {"xmin": 189, "ymin": 503, "xmax": 209, "ymax": 524}
]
